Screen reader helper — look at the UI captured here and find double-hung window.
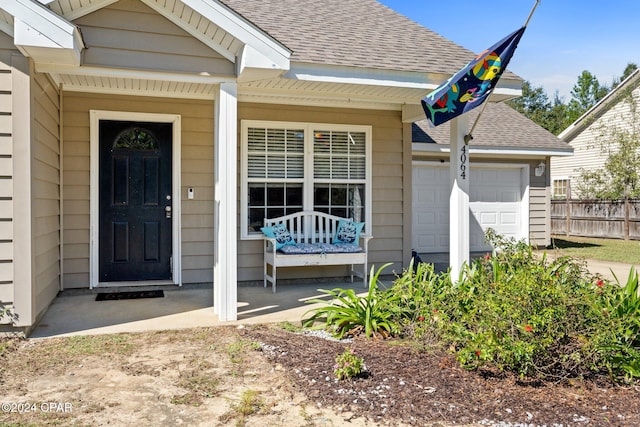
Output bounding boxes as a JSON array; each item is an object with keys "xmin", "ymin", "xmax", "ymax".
[{"xmin": 241, "ymin": 121, "xmax": 372, "ymax": 239}]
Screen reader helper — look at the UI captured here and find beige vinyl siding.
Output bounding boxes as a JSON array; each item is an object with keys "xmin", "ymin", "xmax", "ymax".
[
  {"xmin": 31, "ymin": 71, "xmax": 61, "ymax": 317},
  {"xmin": 528, "ymin": 159, "xmax": 550, "ymax": 247},
  {"xmin": 237, "ymin": 103, "xmax": 405, "ymax": 282},
  {"xmin": 551, "ymin": 87, "xmax": 640, "ymax": 194},
  {"xmin": 0, "ymin": 34, "xmax": 16, "ymax": 306},
  {"xmin": 75, "ymin": 0, "xmax": 234, "ymax": 77},
  {"xmin": 62, "ymin": 92, "xmax": 214, "ymax": 288}
]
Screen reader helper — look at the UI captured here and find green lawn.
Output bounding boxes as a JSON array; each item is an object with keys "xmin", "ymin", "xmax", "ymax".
[{"xmin": 549, "ymin": 235, "xmax": 640, "ymax": 264}]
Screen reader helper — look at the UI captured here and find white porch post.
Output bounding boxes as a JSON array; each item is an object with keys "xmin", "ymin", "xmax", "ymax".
[
  {"xmin": 213, "ymin": 82, "xmax": 238, "ymax": 321},
  {"xmin": 449, "ymin": 115, "xmax": 470, "ymax": 281}
]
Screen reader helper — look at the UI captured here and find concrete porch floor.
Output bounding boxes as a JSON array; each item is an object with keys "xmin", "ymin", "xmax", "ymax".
[
  {"xmin": 27, "ymin": 254, "xmax": 470, "ymax": 339},
  {"xmin": 31, "ymin": 252, "xmax": 634, "ymax": 339},
  {"xmin": 30, "ymin": 279, "xmax": 378, "ymax": 339}
]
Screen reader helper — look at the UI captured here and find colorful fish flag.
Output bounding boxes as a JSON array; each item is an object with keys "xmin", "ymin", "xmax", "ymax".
[{"xmin": 421, "ymin": 26, "xmax": 526, "ymax": 127}]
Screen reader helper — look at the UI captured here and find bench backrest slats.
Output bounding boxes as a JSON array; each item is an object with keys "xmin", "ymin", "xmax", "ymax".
[{"xmin": 265, "ymin": 211, "xmax": 350, "ymax": 244}]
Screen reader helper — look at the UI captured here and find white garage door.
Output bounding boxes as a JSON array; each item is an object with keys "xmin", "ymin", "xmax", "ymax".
[{"xmin": 412, "ymin": 164, "xmax": 526, "ymax": 253}]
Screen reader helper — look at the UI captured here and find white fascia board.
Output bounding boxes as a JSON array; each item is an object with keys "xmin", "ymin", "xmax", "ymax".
[
  {"xmin": 236, "ymin": 44, "xmax": 288, "ymax": 81},
  {"xmin": 288, "ymin": 63, "xmax": 440, "ymax": 90},
  {"xmin": 35, "ymin": 63, "xmax": 235, "ymax": 84},
  {"xmin": 288, "ymin": 63, "xmax": 523, "ymax": 98},
  {"xmin": 412, "ymin": 143, "xmax": 574, "ymax": 158},
  {"xmin": 4, "ymin": 0, "xmax": 82, "ymax": 49},
  {"xmin": 181, "ymin": 0, "xmax": 290, "ymax": 70}
]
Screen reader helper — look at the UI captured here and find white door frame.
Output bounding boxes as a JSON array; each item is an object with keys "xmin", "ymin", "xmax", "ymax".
[{"xmin": 89, "ymin": 110, "xmax": 182, "ymax": 288}]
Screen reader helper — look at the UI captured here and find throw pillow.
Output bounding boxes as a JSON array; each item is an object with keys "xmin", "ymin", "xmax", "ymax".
[
  {"xmin": 333, "ymin": 220, "xmax": 365, "ymax": 244},
  {"xmin": 261, "ymin": 224, "xmax": 294, "ymax": 250}
]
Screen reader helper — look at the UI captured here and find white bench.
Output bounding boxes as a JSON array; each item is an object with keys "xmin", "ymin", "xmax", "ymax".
[{"xmin": 262, "ymin": 211, "xmax": 372, "ymax": 292}]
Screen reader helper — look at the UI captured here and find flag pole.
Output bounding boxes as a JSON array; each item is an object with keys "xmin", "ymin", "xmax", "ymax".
[{"xmin": 464, "ymin": 0, "xmax": 541, "ymax": 144}]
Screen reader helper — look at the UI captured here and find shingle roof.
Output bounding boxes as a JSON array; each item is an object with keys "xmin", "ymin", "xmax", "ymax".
[
  {"xmin": 413, "ymin": 102, "xmax": 572, "ymax": 152},
  {"xmin": 220, "ymin": 0, "xmax": 520, "ymax": 79}
]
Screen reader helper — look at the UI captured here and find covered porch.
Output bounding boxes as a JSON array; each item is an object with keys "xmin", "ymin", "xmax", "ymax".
[{"xmin": 30, "ymin": 279, "xmax": 370, "ymax": 338}]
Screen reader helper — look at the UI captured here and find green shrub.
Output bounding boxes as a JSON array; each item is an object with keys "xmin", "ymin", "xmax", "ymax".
[
  {"xmin": 302, "ymin": 264, "xmax": 397, "ymax": 339},
  {"xmin": 597, "ymin": 268, "xmax": 640, "ymax": 381},
  {"xmin": 385, "ymin": 232, "xmax": 640, "ymax": 383},
  {"xmin": 0, "ymin": 302, "xmax": 16, "ymax": 323},
  {"xmin": 334, "ymin": 348, "xmax": 365, "ymax": 380}
]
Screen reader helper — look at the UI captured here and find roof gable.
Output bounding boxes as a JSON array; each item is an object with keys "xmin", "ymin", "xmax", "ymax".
[
  {"xmin": 1, "ymin": 0, "xmax": 291, "ymax": 78},
  {"xmin": 75, "ymin": 0, "xmax": 235, "ymax": 77},
  {"xmin": 559, "ymin": 69, "xmax": 640, "ymax": 141}
]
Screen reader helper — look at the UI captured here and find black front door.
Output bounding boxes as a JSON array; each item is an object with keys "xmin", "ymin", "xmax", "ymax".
[{"xmin": 99, "ymin": 120, "xmax": 173, "ymax": 282}]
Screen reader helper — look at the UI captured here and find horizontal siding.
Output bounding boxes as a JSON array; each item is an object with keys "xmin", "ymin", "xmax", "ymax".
[
  {"xmin": 62, "ymin": 92, "xmax": 215, "ymax": 287},
  {"xmin": 0, "ymin": 134, "xmax": 11, "ymax": 155},
  {"xmin": 0, "ymin": 241, "xmax": 11, "ymax": 259},
  {"xmin": 552, "ymin": 87, "xmax": 640, "ymax": 196},
  {"xmin": 0, "ymin": 282, "xmax": 11, "ymax": 302},
  {"xmin": 32, "ymin": 71, "xmax": 60, "ymax": 318},
  {"xmin": 0, "ymin": 42, "xmax": 12, "ymax": 308},
  {"xmin": 529, "ymin": 160, "xmax": 550, "ymax": 246},
  {"xmin": 0, "ymin": 261, "xmax": 11, "ymax": 282},
  {"xmin": 76, "ymin": 0, "xmax": 233, "ymax": 77}
]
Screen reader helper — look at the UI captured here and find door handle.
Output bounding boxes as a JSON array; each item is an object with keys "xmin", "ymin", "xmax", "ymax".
[{"xmin": 165, "ymin": 206, "xmax": 172, "ymax": 219}]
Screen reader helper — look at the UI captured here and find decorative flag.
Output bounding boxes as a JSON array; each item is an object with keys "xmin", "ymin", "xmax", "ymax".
[{"xmin": 421, "ymin": 26, "xmax": 526, "ymax": 127}]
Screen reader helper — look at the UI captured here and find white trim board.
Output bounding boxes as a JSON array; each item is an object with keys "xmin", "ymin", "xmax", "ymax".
[{"xmin": 89, "ymin": 110, "xmax": 182, "ymax": 288}]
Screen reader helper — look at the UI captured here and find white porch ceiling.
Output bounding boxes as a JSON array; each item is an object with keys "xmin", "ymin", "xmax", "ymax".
[{"xmin": 56, "ymin": 73, "xmax": 219, "ymax": 99}]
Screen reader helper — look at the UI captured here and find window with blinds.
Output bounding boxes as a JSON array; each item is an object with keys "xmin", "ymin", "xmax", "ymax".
[
  {"xmin": 313, "ymin": 130, "xmax": 366, "ymax": 221},
  {"xmin": 241, "ymin": 121, "xmax": 371, "ymax": 238}
]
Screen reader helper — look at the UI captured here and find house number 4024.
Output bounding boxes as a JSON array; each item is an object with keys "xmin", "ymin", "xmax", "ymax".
[{"xmin": 460, "ymin": 145, "xmax": 467, "ymax": 180}]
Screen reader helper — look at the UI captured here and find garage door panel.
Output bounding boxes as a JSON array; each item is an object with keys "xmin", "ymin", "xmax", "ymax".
[
  {"xmin": 416, "ymin": 212, "xmax": 436, "ymax": 225},
  {"xmin": 500, "ymin": 212, "xmax": 517, "ymax": 225},
  {"xmin": 479, "ymin": 211, "xmax": 498, "ymax": 225},
  {"xmin": 413, "ymin": 164, "xmax": 525, "ymax": 253}
]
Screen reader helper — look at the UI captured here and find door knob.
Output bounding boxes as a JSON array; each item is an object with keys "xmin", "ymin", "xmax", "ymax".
[{"xmin": 165, "ymin": 206, "xmax": 172, "ymax": 219}]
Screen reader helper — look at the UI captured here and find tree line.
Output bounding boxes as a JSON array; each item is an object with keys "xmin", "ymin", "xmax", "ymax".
[
  {"xmin": 510, "ymin": 62, "xmax": 640, "ymax": 201},
  {"xmin": 508, "ymin": 63, "xmax": 638, "ymax": 135}
]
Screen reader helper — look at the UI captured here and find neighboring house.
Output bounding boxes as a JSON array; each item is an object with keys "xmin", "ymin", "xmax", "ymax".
[
  {"xmin": 412, "ymin": 102, "xmax": 571, "ymax": 254},
  {"xmin": 0, "ymin": 0, "xmax": 571, "ymax": 333},
  {"xmin": 551, "ymin": 69, "xmax": 640, "ymax": 198}
]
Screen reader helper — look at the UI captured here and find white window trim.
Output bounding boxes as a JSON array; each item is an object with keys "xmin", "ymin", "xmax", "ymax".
[
  {"xmin": 89, "ymin": 110, "xmax": 182, "ymax": 288},
  {"xmin": 241, "ymin": 120, "xmax": 372, "ymax": 239},
  {"xmin": 552, "ymin": 176, "xmax": 570, "ymax": 198}
]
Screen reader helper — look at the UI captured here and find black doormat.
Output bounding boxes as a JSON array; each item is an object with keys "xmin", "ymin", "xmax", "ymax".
[{"xmin": 96, "ymin": 290, "xmax": 164, "ymax": 301}]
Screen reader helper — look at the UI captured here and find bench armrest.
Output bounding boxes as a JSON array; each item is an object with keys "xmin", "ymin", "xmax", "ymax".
[
  {"xmin": 263, "ymin": 236, "xmax": 277, "ymax": 255},
  {"xmin": 359, "ymin": 234, "xmax": 372, "ymax": 252}
]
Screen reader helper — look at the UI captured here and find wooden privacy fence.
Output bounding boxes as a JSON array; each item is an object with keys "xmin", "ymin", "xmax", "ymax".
[{"xmin": 551, "ymin": 199, "xmax": 640, "ymax": 240}]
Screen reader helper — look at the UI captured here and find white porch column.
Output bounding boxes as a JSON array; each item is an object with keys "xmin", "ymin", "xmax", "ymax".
[
  {"xmin": 449, "ymin": 115, "xmax": 470, "ymax": 281},
  {"xmin": 213, "ymin": 82, "xmax": 238, "ymax": 321}
]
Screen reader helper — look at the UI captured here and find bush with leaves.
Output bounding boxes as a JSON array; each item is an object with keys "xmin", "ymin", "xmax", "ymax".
[
  {"xmin": 334, "ymin": 348, "xmax": 365, "ymax": 380},
  {"xmin": 302, "ymin": 263, "xmax": 397, "ymax": 339},
  {"xmin": 0, "ymin": 302, "xmax": 16, "ymax": 324},
  {"xmin": 385, "ymin": 231, "xmax": 640, "ymax": 383}
]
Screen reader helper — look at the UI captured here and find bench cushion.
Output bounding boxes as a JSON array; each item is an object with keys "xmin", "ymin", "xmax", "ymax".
[
  {"xmin": 278, "ymin": 242, "xmax": 362, "ymax": 255},
  {"xmin": 333, "ymin": 220, "xmax": 365, "ymax": 244},
  {"xmin": 261, "ymin": 224, "xmax": 295, "ymax": 249}
]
